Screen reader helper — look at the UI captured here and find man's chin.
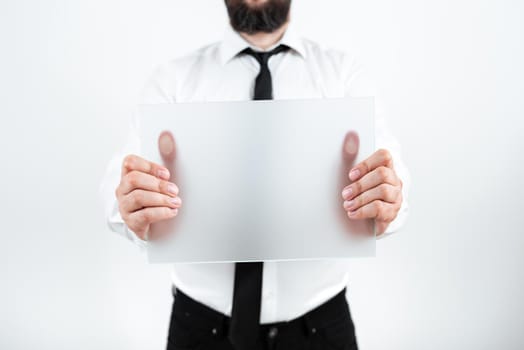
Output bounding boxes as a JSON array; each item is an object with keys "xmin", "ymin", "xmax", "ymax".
[{"xmin": 226, "ymin": 0, "xmax": 291, "ymax": 34}]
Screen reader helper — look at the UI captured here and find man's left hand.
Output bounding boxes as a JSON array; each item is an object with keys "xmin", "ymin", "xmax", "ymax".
[{"xmin": 341, "ymin": 148, "xmax": 403, "ymax": 236}]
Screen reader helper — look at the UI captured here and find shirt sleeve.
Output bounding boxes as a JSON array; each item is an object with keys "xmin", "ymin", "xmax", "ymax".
[
  {"xmin": 340, "ymin": 52, "xmax": 411, "ymax": 238},
  {"xmin": 98, "ymin": 62, "xmax": 176, "ymax": 249}
]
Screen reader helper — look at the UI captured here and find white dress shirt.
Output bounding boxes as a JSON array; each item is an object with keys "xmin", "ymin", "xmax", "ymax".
[{"xmin": 99, "ymin": 23, "xmax": 411, "ymax": 324}]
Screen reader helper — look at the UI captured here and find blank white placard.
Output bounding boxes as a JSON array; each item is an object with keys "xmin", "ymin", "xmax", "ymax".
[{"xmin": 138, "ymin": 97, "xmax": 375, "ymax": 263}]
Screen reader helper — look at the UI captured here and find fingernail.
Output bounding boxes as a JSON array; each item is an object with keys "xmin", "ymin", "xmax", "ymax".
[
  {"xmin": 168, "ymin": 183, "xmax": 178, "ymax": 196},
  {"xmin": 157, "ymin": 168, "xmax": 170, "ymax": 179},
  {"xmin": 349, "ymin": 169, "xmax": 360, "ymax": 181},
  {"xmin": 348, "ymin": 210, "xmax": 357, "ymax": 217},
  {"xmin": 170, "ymin": 197, "xmax": 181, "ymax": 206},
  {"xmin": 171, "ymin": 208, "xmax": 179, "ymax": 216},
  {"xmin": 342, "ymin": 188, "xmax": 353, "ymax": 199},
  {"xmin": 344, "ymin": 200, "xmax": 354, "ymax": 210}
]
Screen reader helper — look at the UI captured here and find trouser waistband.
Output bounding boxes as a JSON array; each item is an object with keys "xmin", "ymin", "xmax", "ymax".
[{"xmin": 172, "ymin": 286, "xmax": 350, "ymax": 339}]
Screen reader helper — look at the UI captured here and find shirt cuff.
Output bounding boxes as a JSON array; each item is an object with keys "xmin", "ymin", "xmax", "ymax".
[{"xmin": 124, "ymin": 224, "xmax": 149, "ymax": 251}]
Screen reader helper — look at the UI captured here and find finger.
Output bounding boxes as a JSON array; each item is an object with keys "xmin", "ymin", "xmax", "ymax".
[
  {"xmin": 348, "ymin": 148, "xmax": 393, "ymax": 181},
  {"xmin": 347, "ymin": 199, "xmax": 399, "ymax": 222},
  {"xmin": 122, "ymin": 154, "xmax": 170, "ymax": 180},
  {"xmin": 128, "ymin": 206, "xmax": 179, "ymax": 234},
  {"xmin": 120, "ymin": 170, "xmax": 179, "ymax": 197},
  {"xmin": 342, "ymin": 131, "xmax": 360, "ymax": 162},
  {"xmin": 342, "ymin": 166, "xmax": 399, "ymax": 200},
  {"xmin": 343, "ymin": 183, "xmax": 400, "ymax": 212},
  {"xmin": 158, "ymin": 130, "xmax": 176, "ymax": 163},
  {"xmin": 121, "ymin": 189, "xmax": 182, "ymax": 213}
]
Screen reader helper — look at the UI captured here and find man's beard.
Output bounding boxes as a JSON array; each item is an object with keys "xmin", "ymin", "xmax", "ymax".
[{"xmin": 225, "ymin": 0, "xmax": 291, "ymax": 34}]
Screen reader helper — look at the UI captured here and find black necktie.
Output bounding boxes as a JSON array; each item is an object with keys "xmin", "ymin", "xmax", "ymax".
[
  {"xmin": 228, "ymin": 44, "xmax": 290, "ymax": 350},
  {"xmin": 241, "ymin": 44, "xmax": 290, "ymax": 100}
]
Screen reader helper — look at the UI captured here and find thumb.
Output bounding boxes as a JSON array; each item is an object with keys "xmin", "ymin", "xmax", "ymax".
[
  {"xmin": 342, "ymin": 131, "xmax": 360, "ymax": 162},
  {"xmin": 158, "ymin": 130, "xmax": 176, "ymax": 163}
]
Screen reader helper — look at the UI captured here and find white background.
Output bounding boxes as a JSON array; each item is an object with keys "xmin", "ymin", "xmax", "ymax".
[{"xmin": 1, "ymin": 0, "xmax": 523, "ymax": 349}]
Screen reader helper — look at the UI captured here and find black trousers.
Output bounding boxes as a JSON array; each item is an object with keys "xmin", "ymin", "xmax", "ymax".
[{"xmin": 166, "ymin": 287, "xmax": 358, "ymax": 350}]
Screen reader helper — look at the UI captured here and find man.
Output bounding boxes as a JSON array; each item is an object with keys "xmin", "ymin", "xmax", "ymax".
[{"xmin": 100, "ymin": 0, "xmax": 410, "ymax": 349}]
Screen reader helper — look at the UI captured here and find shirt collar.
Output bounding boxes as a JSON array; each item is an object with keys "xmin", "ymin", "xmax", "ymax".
[{"xmin": 218, "ymin": 23, "xmax": 306, "ymax": 65}]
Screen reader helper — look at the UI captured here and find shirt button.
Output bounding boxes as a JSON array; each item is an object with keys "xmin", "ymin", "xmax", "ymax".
[
  {"xmin": 211, "ymin": 328, "xmax": 218, "ymax": 335},
  {"xmin": 311, "ymin": 327, "xmax": 317, "ymax": 334},
  {"xmin": 268, "ymin": 327, "xmax": 278, "ymax": 339}
]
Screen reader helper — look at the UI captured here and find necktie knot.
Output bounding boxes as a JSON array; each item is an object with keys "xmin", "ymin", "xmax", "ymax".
[{"xmin": 241, "ymin": 44, "xmax": 290, "ymax": 66}]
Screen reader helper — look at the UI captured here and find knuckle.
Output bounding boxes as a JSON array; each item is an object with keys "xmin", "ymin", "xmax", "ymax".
[
  {"xmin": 378, "ymin": 148, "xmax": 391, "ymax": 161},
  {"xmin": 354, "ymin": 181, "xmax": 362, "ymax": 194},
  {"xmin": 123, "ymin": 154, "xmax": 136, "ymax": 169},
  {"xmin": 134, "ymin": 216, "xmax": 146, "ymax": 229},
  {"xmin": 140, "ymin": 210, "xmax": 152, "ymax": 224},
  {"xmin": 124, "ymin": 173, "xmax": 134, "ymax": 187},
  {"xmin": 375, "ymin": 201, "xmax": 391, "ymax": 222},
  {"xmin": 120, "ymin": 208, "xmax": 132, "ymax": 225},
  {"xmin": 126, "ymin": 171, "xmax": 139, "ymax": 187},
  {"xmin": 389, "ymin": 186, "xmax": 398, "ymax": 200},
  {"xmin": 377, "ymin": 166, "xmax": 389, "ymax": 180},
  {"xmin": 361, "ymin": 162, "xmax": 370, "ymax": 174},
  {"xmin": 158, "ymin": 179, "xmax": 169, "ymax": 194},
  {"xmin": 119, "ymin": 195, "xmax": 129, "ymax": 211},
  {"xmin": 379, "ymin": 184, "xmax": 390, "ymax": 198},
  {"xmin": 132, "ymin": 191, "xmax": 144, "ymax": 207},
  {"xmin": 353, "ymin": 195, "xmax": 361, "ymax": 208}
]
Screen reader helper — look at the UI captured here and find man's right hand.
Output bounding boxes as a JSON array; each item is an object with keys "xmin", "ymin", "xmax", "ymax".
[{"xmin": 115, "ymin": 154, "xmax": 182, "ymax": 241}]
